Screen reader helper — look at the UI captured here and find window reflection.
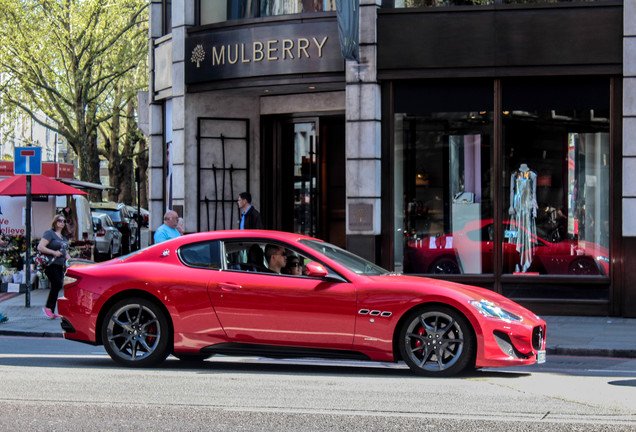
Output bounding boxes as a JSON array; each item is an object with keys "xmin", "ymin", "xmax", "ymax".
[
  {"xmin": 390, "ymin": 0, "xmax": 600, "ymax": 8},
  {"xmin": 396, "ymin": 110, "xmax": 494, "ymax": 275},
  {"xmin": 395, "ymin": 78, "xmax": 610, "ymax": 278},
  {"xmin": 502, "ymin": 109, "xmax": 610, "ymax": 276}
]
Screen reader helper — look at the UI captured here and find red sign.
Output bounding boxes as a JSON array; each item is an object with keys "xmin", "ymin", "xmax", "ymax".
[{"xmin": 0, "ymin": 161, "xmax": 74, "ymax": 179}]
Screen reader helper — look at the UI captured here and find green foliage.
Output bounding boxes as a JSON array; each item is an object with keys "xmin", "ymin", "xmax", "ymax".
[{"xmin": 0, "ymin": 0, "xmax": 148, "ymax": 187}]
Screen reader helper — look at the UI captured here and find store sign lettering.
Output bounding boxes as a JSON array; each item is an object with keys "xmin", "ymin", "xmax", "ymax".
[
  {"xmin": 198, "ymin": 37, "xmax": 329, "ymax": 66},
  {"xmin": 185, "ymin": 21, "xmax": 343, "ymax": 83}
]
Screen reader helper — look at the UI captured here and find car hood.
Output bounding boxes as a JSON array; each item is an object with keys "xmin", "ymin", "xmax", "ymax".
[{"xmin": 365, "ymin": 274, "xmax": 540, "ymax": 318}]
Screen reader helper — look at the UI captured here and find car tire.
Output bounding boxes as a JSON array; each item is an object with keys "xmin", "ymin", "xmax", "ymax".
[
  {"xmin": 568, "ymin": 257, "xmax": 600, "ymax": 275},
  {"xmin": 398, "ymin": 305, "xmax": 475, "ymax": 377},
  {"xmin": 101, "ymin": 297, "xmax": 171, "ymax": 368},
  {"xmin": 428, "ymin": 257, "xmax": 461, "ymax": 274}
]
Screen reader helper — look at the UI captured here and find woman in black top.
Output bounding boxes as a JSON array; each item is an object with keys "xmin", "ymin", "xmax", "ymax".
[{"xmin": 37, "ymin": 214, "xmax": 71, "ymax": 319}]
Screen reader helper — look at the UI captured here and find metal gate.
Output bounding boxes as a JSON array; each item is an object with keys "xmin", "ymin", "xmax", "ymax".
[{"xmin": 197, "ymin": 117, "xmax": 249, "ymax": 232}]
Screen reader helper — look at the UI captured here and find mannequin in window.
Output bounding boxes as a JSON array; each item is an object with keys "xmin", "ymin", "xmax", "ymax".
[{"xmin": 508, "ymin": 163, "xmax": 538, "ymax": 273}]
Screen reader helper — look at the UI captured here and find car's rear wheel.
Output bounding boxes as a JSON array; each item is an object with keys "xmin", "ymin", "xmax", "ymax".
[
  {"xmin": 101, "ymin": 297, "xmax": 170, "ymax": 367},
  {"xmin": 568, "ymin": 257, "xmax": 600, "ymax": 275},
  {"xmin": 428, "ymin": 257, "xmax": 461, "ymax": 274},
  {"xmin": 399, "ymin": 306, "xmax": 475, "ymax": 377}
]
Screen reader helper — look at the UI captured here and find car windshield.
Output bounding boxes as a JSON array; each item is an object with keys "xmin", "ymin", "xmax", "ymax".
[{"xmin": 300, "ymin": 239, "xmax": 389, "ymax": 276}]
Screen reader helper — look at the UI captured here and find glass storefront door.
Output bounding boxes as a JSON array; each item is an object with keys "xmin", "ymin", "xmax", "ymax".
[
  {"xmin": 261, "ymin": 115, "xmax": 345, "ymax": 247},
  {"xmin": 292, "ymin": 122, "xmax": 319, "ymax": 237}
]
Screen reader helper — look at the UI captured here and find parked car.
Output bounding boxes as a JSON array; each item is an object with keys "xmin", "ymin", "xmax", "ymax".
[
  {"xmin": 58, "ymin": 230, "xmax": 546, "ymax": 376},
  {"xmin": 125, "ymin": 205, "xmax": 148, "ymax": 228},
  {"xmin": 139, "ymin": 208, "xmax": 149, "ymax": 227},
  {"xmin": 406, "ymin": 218, "xmax": 610, "ymax": 275},
  {"xmin": 92, "ymin": 212, "xmax": 122, "ymax": 261},
  {"xmin": 90, "ymin": 202, "xmax": 138, "ymax": 254}
]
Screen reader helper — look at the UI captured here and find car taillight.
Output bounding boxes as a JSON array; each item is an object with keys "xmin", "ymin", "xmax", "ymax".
[
  {"xmin": 96, "ymin": 228, "xmax": 106, "ymax": 237},
  {"xmin": 63, "ymin": 274, "xmax": 80, "ymax": 288}
]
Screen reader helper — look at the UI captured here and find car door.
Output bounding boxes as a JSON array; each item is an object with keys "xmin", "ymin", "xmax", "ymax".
[
  {"xmin": 208, "ymin": 240, "xmax": 356, "ymax": 349},
  {"xmin": 104, "ymin": 216, "xmax": 122, "ymax": 254}
]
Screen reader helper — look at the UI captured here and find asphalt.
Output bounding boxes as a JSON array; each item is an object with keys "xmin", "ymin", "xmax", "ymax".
[{"xmin": 1, "ymin": 286, "xmax": 635, "ymax": 358}]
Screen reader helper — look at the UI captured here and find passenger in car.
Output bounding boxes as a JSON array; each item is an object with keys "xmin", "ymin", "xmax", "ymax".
[
  {"xmin": 264, "ymin": 244, "xmax": 287, "ymax": 274},
  {"xmin": 283, "ymin": 255, "xmax": 303, "ymax": 276}
]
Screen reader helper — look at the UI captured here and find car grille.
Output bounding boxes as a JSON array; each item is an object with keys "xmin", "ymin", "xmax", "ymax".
[{"xmin": 532, "ymin": 326, "xmax": 545, "ymax": 351}]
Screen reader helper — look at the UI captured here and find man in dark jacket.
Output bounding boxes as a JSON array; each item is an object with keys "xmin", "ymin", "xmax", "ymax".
[{"xmin": 237, "ymin": 192, "xmax": 264, "ymax": 229}]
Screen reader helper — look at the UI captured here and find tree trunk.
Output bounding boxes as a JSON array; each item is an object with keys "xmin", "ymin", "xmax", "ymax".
[
  {"xmin": 77, "ymin": 131, "xmax": 102, "ymax": 202},
  {"xmin": 137, "ymin": 136, "xmax": 149, "ymax": 209}
]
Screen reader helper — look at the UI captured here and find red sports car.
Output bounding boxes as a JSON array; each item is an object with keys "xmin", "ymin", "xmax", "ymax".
[
  {"xmin": 407, "ymin": 219, "xmax": 610, "ymax": 276},
  {"xmin": 58, "ymin": 230, "xmax": 546, "ymax": 377}
]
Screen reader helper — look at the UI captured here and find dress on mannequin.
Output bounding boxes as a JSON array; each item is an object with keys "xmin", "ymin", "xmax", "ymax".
[{"xmin": 508, "ymin": 164, "xmax": 538, "ymax": 273}]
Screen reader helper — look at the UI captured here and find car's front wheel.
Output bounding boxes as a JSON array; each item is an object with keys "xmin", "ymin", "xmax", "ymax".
[
  {"xmin": 398, "ymin": 306, "xmax": 475, "ymax": 377},
  {"xmin": 101, "ymin": 297, "xmax": 170, "ymax": 367}
]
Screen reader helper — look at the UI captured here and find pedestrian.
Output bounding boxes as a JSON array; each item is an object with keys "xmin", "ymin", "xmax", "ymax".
[
  {"xmin": 37, "ymin": 214, "xmax": 71, "ymax": 319},
  {"xmin": 237, "ymin": 192, "xmax": 264, "ymax": 229},
  {"xmin": 154, "ymin": 210, "xmax": 181, "ymax": 244},
  {"xmin": 176, "ymin": 217, "xmax": 185, "ymax": 235},
  {"xmin": 0, "ymin": 237, "xmax": 8, "ymax": 323}
]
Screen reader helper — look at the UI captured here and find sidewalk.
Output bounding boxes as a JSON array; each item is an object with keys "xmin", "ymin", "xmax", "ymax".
[{"xmin": 1, "ymin": 287, "xmax": 635, "ymax": 358}]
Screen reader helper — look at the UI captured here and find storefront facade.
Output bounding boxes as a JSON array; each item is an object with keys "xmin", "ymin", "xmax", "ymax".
[{"xmin": 148, "ymin": 0, "xmax": 634, "ymax": 316}]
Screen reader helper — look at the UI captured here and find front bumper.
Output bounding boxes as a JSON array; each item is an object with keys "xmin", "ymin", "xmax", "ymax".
[{"xmin": 476, "ymin": 321, "xmax": 547, "ymax": 368}]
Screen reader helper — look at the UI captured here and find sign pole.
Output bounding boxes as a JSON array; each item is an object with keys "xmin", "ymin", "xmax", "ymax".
[
  {"xmin": 14, "ymin": 147, "xmax": 41, "ymax": 308},
  {"xmin": 25, "ymin": 175, "xmax": 32, "ymax": 307}
]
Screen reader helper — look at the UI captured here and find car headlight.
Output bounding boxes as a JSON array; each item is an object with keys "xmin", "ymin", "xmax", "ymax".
[{"xmin": 469, "ymin": 300, "xmax": 523, "ymax": 322}]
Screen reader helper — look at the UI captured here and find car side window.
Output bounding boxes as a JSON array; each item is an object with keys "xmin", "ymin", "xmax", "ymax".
[
  {"xmin": 224, "ymin": 241, "xmax": 269, "ymax": 273},
  {"xmin": 178, "ymin": 240, "xmax": 221, "ymax": 269},
  {"xmin": 223, "ymin": 240, "xmax": 309, "ymax": 276}
]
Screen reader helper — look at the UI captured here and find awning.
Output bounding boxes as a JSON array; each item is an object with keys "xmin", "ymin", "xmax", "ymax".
[{"xmin": 57, "ymin": 178, "xmax": 116, "ymax": 191}]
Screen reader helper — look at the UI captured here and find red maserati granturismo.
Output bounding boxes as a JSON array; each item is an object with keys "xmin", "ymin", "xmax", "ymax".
[{"xmin": 58, "ymin": 230, "xmax": 546, "ymax": 376}]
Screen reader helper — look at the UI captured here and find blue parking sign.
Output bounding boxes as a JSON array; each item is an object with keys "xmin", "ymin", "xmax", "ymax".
[{"xmin": 14, "ymin": 147, "xmax": 42, "ymax": 175}]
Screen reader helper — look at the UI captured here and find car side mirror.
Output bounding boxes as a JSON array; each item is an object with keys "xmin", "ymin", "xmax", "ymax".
[{"xmin": 305, "ymin": 261, "xmax": 328, "ymax": 278}]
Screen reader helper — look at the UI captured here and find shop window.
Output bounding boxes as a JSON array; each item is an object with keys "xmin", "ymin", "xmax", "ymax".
[
  {"xmin": 394, "ymin": 80, "xmax": 494, "ymax": 275},
  {"xmin": 163, "ymin": 0, "xmax": 172, "ymax": 35},
  {"xmin": 199, "ymin": 0, "xmax": 335, "ymax": 25},
  {"xmin": 394, "ymin": 77, "xmax": 611, "ymax": 281},
  {"xmin": 502, "ymin": 77, "xmax": 610, "ymax": 277},
  {"xmin": 388, "ymin": 0, "xmax": 602, "ymax": 8}
]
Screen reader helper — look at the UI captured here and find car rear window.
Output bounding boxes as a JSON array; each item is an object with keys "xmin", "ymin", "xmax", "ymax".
[
  {"xmin": 93, "ymin": 209, "xmax": 122, "ymax": 222},
  {"xmin": 179, "ymin": 240, "xmax": 222, "ymax": 269}
]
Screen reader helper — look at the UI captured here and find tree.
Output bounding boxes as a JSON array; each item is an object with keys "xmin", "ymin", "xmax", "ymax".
[{"xmin": 0, "ymin": 0, "xmax": 148, "ymax": 201}]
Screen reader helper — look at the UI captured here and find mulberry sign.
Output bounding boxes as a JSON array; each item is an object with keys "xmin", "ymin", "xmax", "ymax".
[{"xmin": 185, "ymin": 21, "xmax": 344, "ymax": 83}]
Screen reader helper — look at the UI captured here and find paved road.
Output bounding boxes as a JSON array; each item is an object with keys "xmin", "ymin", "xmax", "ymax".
[{"xmin": 1, "ymin": 336, "xmax": 634, "ymax": 431}]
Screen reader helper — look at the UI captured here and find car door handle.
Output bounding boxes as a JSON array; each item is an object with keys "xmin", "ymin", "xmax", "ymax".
[{"xmin": 219, "ymin": 283, "xmax": 242, "ymax": 291}]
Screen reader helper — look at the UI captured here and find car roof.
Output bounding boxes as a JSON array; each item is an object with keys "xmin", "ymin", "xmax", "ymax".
[
  {"xmin": 91, "ymin": 201, "xmax": 120, "ymax": 210},
  {"xmin": 153, "ymin": 230, "xmax": 319, "ymax": 248}
]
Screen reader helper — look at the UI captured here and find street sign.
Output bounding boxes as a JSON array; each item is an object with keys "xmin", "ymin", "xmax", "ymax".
[{"xmin": 14, "ymin": 147, "xmax": 42, "ymax": 175}]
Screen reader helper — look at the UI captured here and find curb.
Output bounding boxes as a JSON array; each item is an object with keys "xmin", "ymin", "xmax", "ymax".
[
  {"xmin": 547, "ymin": 347, "xmax": 636, "ymax": 359},
  {"xmin": 0, "ymin": 329, "xmax": 64, "ymax": 338}
]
